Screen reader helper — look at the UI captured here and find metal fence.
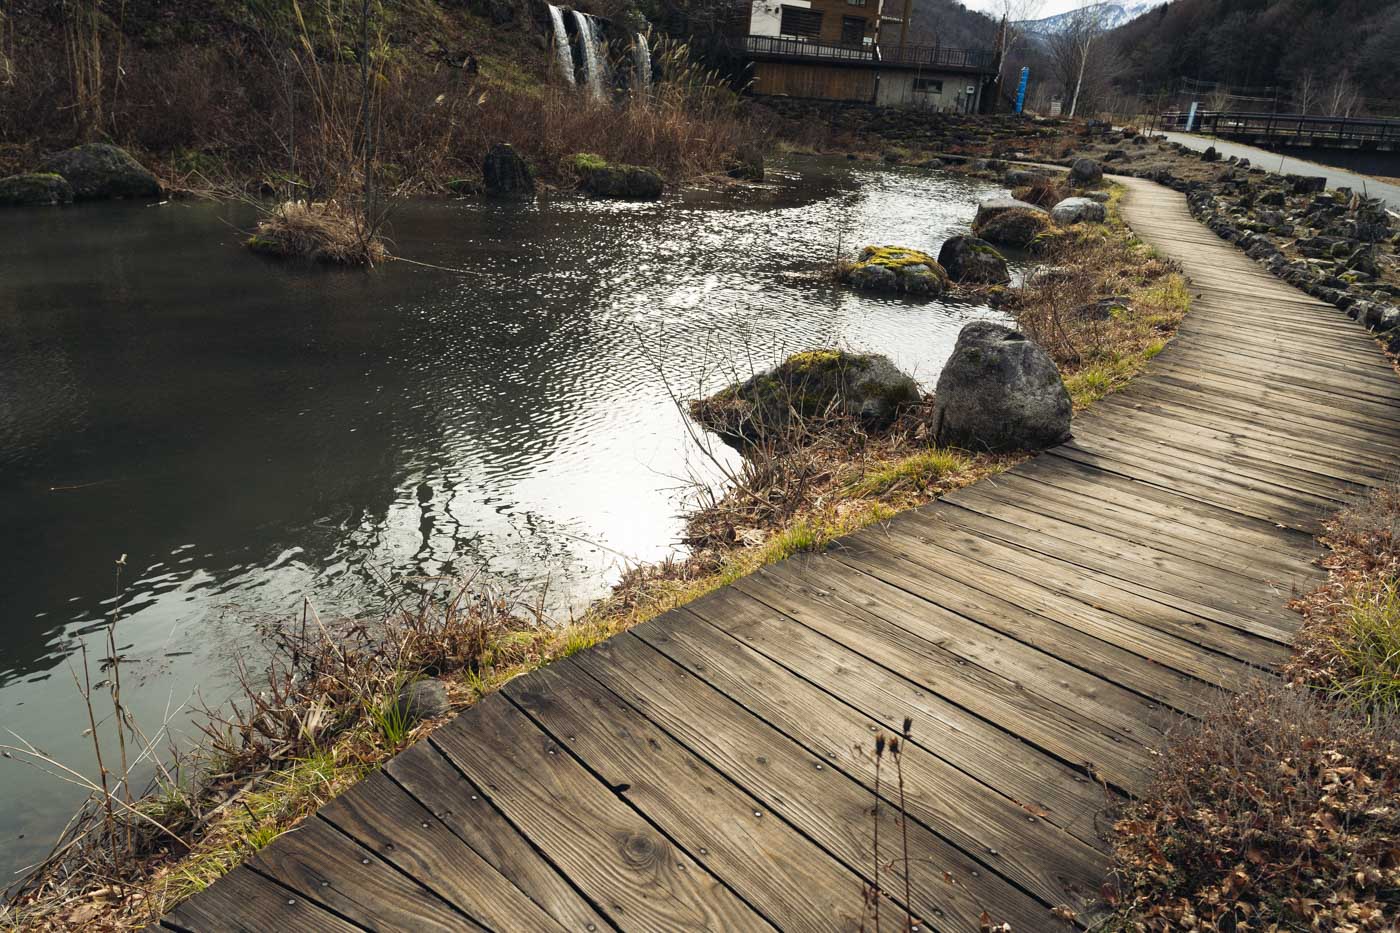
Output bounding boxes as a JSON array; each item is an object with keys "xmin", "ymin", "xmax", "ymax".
[{"xmin": 1161, "ymin": 110, "xmax": 1400, "ymax": 144}]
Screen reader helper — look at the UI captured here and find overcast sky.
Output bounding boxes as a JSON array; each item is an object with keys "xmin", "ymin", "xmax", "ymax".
[{"xmin": 963, "ymin": 0, "xmax": 1087, "ymax": 17}]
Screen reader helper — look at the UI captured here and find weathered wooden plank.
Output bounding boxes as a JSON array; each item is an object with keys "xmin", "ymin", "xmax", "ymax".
[
  {"xmin": 671, "ymin": 578, "xmax": 1112, "ymax": 841},
  {"xmin": 162, "ymin": 867, "xmax": 359, "ymax": 933},
  {"xmin": 869, "ymin": 515, "xmax": 1287, "ymax": 666},
  {"xmin": 384, "ymin": 741, "xmax": 612, "ymax": 932},
  {"xmin": 1020, "ymin": 455, "xmax": 1323, "ymax": 557},
  {"xmin": 966, "ymin": 470, "xmax": 1317, "ymax": 585},
  {"xmin": 432, "ymin": 692, "xmax": 768, "ymax": 931},
  {"xmin": 712, "ymin": 559, "xmax": 1160, "ymax": 792},
  {"xmin": 1085, "ymin": 400, "xmax": 1389, "ymax": 489},
  {"xmin": 316, "ymin": 770, "xmax": 570, "ymax": 932},
  {"xmin": 1073, "ymin": 424, "xmax": 1360, "ymax": 505},
  {"xmin": 1050, "ymin": 444, "xmax": 1330, "ymax": 533},
  {"xmin": 634, "ymin": 599, "xmax": 1113, "ymax": 899},
  {"xmin": 505, "ymin": 658, "xmax": 898, "ymax": 930},
  {"xmin": 922, "ymin": 500, "xmax": 1297, "ymax": 644},
  {"xmin": 942, "ymin": 483, "xmax": 1302, "ymax": 626},
  {"xmin": 571, "ymin": 631, "xmax": 1072, "ymax": 930},
  {"xmin": 247, "ymin": 815, "xmax": 482, "ymax": 931}
]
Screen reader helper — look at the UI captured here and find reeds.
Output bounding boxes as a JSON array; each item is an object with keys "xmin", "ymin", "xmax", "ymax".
[
  {"xmin": 4, "ymin": 573, "xmax": 548, "ymax": 929},
  {"xmin": 861, "ymin": 718, "xmax": 920, "ymax": 932}
]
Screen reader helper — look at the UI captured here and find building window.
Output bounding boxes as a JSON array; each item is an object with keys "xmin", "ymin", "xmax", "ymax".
[
  {"xmin": 913, "ymin": 78, "xmax": 943, "ymax": 94},
  {"xmin": 840, "ymin": 16, "xmax": 865, "ymax": 45},
  {"xmin": 779, "ymin": 6, "xmax": 822, "ymax": 38},
  {"xmin": 847, "ymin": 0, "xmax": 866, "ymax": 6}
]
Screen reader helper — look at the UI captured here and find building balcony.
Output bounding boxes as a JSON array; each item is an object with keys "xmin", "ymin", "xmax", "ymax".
[{"xmin": 727, "ymin": 35, "xmax": 996, "ymax": 73}]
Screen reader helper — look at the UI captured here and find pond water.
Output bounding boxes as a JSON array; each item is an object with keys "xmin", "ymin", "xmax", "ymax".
[{"xmin": 0, "ymin": 155, "xmax": 1014, "ymax": 878}]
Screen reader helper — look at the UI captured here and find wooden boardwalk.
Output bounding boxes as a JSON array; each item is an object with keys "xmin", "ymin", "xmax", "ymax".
[{"xmin": 164, "ymin": 178, "xmax": 1400, "ymax": 932}]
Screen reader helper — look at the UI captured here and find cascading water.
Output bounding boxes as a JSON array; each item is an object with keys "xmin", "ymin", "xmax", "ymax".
[
  {"xmin": 546, "ymin": 3, "xmax": 576, "ymax": 85},
  {"xmin": 632, "ymin": 31, "xmax": 652, "ymax": 97},
  {"xmin": 571, "ymin": 10, "xmax": 608, "ymax": 101}
]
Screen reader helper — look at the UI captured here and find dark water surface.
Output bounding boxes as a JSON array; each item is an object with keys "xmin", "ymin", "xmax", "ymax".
[{"xmin": 0, "ymin": 156, "xmax": 1013, "ymax": 877}]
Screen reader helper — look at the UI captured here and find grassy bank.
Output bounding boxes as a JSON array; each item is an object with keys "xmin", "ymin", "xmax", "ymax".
[
  {"xmin": 1109, "ymin": 482, "xmax": 1400, "ymax": 931},
  {"xmin": 3, "ymin": 179, "xmax": 1189, "ymax": 929}
]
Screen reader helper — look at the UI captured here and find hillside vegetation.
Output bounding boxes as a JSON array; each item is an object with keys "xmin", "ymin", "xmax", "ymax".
[
  {"xmin": 1110, "ymin": 0, "xmax": 1400, "ymax": 106},
  {"xmin": 0, "ymin": 0, "xmax": 757, "ymax": 192}
]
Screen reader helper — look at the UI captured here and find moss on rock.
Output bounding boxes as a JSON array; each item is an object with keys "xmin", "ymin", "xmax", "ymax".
[
  {"xmin": 973, "ymin": 208, "xmax": 1056, "ymax": 250},
  {"xmin": 842, "ymin": 245, "xmax": 951, "ymax": 296},
  {"xmin": 689, "ymin": 349, "xmax": 920, "ymax": 449},
  {"xmin": 572, "ymin": 154, "xmax": 664, "ymax": 200},
  {"xmin": 0, "ymin": 172, "xmax": 74, "ymax": 207}
]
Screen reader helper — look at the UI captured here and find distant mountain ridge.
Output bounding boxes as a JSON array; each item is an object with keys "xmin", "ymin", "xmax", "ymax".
[{"xmin": 1018, "ymin": 2, "xmax": 1163, "ymax": 36}]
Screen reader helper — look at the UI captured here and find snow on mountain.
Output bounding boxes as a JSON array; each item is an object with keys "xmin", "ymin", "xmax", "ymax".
[{"xmin": 1017, "ymin": 2, "xmax": 1162, "ymax": 36}]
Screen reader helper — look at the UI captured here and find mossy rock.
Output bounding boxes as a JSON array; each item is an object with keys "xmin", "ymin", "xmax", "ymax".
[
  {"xmin": 842, "ymin": 245, "xmax": 950, "ymax": 296},
  {"xmin": 973, "ymin": 209, "xmax": 1055, "ymax": 249},
  {"xmin": 40, "ymin": 143, "xmax": 161, "ymax": 200},
  {"xmin": 0, "ymin": 172, "xmax": 74, "ymax": 207},
  {"xmin": 575, "ymin": 156, "xmax": 664, "ymax": 201},
  {"xmin": 937, "ymin": 236, "xmax": 1010, "ymax": 285},
  {"xmin": 689, "ymin": 350, "xmax": 919, "ymax": 449}
]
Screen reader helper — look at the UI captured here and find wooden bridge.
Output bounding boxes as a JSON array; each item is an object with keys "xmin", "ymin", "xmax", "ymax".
[
  {"xmin": 163, "ymin": 177, "xmax": 1400, "ymax": 931},
  {"xmin": 1159, "ymin": 109, "xmax": 1400, "ymax": 151}
]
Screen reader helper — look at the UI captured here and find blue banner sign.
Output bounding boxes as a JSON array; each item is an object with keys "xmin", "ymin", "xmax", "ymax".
[{"xmin": 1015, "ymin": 67, "xmax": 1030, "ymax": 114}]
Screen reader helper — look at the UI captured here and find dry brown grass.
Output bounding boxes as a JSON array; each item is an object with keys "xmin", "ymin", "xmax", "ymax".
[
  {"xmin": 1288, "ymin": 482, "xmax": 1400, "ymax": 709},
  {"xmin": 1110, "ymin": 479, "xmax": 1400, "ymax": 930},
  {"xmin": 1001, "ymin": 188, "xmax": 1189, "ymax": 410},
  {"xmin": 1011, "ymin": 175, "xmax": 1068, "ymax": 208},
  {"xmin": 0, "ymin": 11, "xmax": 761, "ymax": 194},
  {"xmin": 1109, "ymin": 682, "xmax": 1400, "ymax": 931},
  {"xmin": 247, "ymin": 199, "xmax": 388, "ymax": 265},
  {"xmin": 3, "ymin": 578, "xmax": 562, "ymax": 930}
]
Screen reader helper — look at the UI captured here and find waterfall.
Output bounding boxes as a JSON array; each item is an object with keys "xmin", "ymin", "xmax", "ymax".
[
  {"xmin": 546, "ymin": 4, "xmax": 575, "ymax": 85},
  {"xmin": 571, "ymin": 10, "xmax": 608, "ymax": 101},
  {"xmin": 632, "ymin": 32, "xmax": 652, "ymax": 97}
]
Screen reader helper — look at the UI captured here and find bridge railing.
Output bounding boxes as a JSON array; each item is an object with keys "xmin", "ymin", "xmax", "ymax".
[{"xmin": 1161, "ymin": 110, "xmax": 1400, "ymax": 144}]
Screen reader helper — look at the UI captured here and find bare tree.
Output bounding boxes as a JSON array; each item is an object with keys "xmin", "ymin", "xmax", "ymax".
[
  {"xmin": 1293, "ymin": 69, "xmax": 1318, "ymax": 115},
  {"xmin": 1204, "ymin": 85, "xmax": 1232, "ymax": 113},
  {"xmin": 1325, "ymin": 69, "xmax": 1361, "ymax": 117},
  {"xmin": 991, "ymin": 0, "xmax": 1045, "ymax": 106},
  {"xmin": 1045, "ymin": 0, "xmax": 1110, "ymax": 117}
]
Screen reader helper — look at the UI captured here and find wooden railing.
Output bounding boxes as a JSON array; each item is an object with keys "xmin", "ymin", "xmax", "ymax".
[
  {"xmin": 728, "ymin": 36, "xmax": 996, "ymax": 71},
  {"xmin": 1161, "ymin": 110, "xmax": 1400, "ymax": 144}
]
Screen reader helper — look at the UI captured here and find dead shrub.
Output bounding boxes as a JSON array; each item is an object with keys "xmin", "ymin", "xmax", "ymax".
[
  {"xmin": 1288, "ymin": 481, "xmax": 1400, "ymax": 708},
  {"xmin": 1011, "ymin": 174, "xmax": 1066, "ymax": 208},
  {"xmin": 1109, "ymin": 682, "xmax": 1400, "ymax": 931},
  {"xmin": 4, "ymin": 576, "xmax": 546, "ymax": 929},
  {"xmin": 247, "ymin": 199, "xmax": 388, "ymax": 265}
]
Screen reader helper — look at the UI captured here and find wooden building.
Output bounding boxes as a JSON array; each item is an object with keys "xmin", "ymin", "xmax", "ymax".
[{"xmin": 729, "ymin": 0, "xmax": 999, "ymax": 109}]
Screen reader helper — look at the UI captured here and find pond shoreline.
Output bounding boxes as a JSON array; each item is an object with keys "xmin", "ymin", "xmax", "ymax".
[{"xmin": 3, "ymin": 156, "xmax": 1193, "ymax": 928}]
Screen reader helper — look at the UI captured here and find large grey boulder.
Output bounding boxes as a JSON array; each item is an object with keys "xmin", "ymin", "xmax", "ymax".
[
  {"xmin": 973, "ymin": 208, "xmax": 1054, "ymax": 250},
  {"xmin": 41, "ymin": 144, "xmax": 160, "ymax": 200},
  {"xmin": 932, "ymin": 321, "xmax": 1072, "ymax": 452},
  {"xmin": 974, "ymin": 196, "xmax": 1047, "ymax": 227},
  {"xmin": 1050, "ymin": 196, "xmax": 1107, "ymax": 225},
  {"xmin": 483, "ymin": 143, "xmax": 536, "ymax": 198},
  {"xmin": 0, "ymin": 172, "xmax": 74, "ymax": 206},
  {"xmin": 937, "ymin": 236, "xmax": 1010, "ymax": 285},
  {"xmin": 1070, "ymin": 158, "xmax": 1103, "ymax": 186},
  {"xmin": 578, "ymin": 159, "xmax": 664, "ymax": 200},
  {"xmin": 690, "ymin": 349, "xmax": 919, "ymax": 449}
]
